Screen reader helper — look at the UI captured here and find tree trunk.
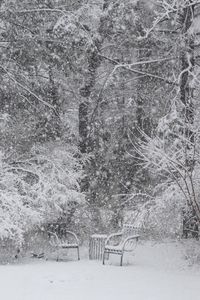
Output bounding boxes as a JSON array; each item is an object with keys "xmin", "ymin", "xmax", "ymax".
[
  {"xmin": 179, "ymin": 3, "xmax": 200, "ymax": 236},
  {"xmin": 180, "ymin": 3, "xmax": 195, "ymax": 136},
  {"xmin": 78, "ymin": 1, "xmax": 110, "ymax": 229}
]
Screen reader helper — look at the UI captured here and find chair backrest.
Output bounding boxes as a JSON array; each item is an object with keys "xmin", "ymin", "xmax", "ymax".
[
  {"xmin": 48, "ymin": 223, "xmax": 77, "ymax": 245},
  {"xmin": 122, "ymin": 224, "xmax": 140, "ymax": 238},
  {"xmin": 121, "ymin": 224, "xmax": 140, "ymax": 251}
]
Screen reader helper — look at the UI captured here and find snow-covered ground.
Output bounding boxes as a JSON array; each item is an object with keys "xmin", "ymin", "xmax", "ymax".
[{"xmin": 0, "ymin": 241, "xmax": 200, "ymax": 300}]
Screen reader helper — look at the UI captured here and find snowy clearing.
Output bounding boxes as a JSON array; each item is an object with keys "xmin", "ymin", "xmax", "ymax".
[{"xmin": 0, "ymin": 241, "xmax": 200, "ymax": 300}]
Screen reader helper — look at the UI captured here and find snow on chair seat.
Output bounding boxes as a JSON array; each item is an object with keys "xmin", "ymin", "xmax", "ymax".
[
  {"xmin": 103, "ymin": 224, "xmax": 140, "ymax": 266},
  {"xmin": 59, "ymin": 243, "xmax": 79, "ymax": 248}
]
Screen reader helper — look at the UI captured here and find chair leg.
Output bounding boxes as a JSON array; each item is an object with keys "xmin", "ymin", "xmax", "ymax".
[
  {"xmin": 120, "ymin": 253, "xmax": 123, "ymax": 266},
  {"xmin": 102, "ymin": 251, "xmax": 105, "ymax": 265},
  {"xmin": 77, "ymin": 247, "xmax": 80, "ymax": 260}
]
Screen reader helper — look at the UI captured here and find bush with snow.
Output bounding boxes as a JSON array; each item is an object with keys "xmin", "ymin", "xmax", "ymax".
[
  {"xmin": 130, "ymin": 109, "xmax": 200, "ymax": 237},
  {"xmin": 182, "ymin": 239, "xmax": 200, "ymax": 266},
  {"xmin": 0, "ymin": 142, "xmax": 83, "ymax": 246}
]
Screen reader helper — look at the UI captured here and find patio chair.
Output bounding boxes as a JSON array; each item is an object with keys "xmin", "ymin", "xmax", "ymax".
[
  {"xmin": 48, "ymin": 230, "xmax": 80, "ymax": 261},
  {"xmin": 102, "ymin": 224, "xmax": 140, "ymax": 266}
]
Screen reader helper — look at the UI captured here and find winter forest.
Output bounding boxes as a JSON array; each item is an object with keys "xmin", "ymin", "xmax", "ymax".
[{"xmin": 1, "ymin": 0, "xmax": 200, "ymax": 299}]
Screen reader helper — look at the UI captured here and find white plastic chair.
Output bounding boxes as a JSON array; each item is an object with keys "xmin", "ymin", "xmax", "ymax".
[
  {"xmin": 48, "ymin": 230, "xmax": 80, "ymax": 261},
  {"xmin": 102, "ymin": 224, "xmax": 140, "ymax": 266}
]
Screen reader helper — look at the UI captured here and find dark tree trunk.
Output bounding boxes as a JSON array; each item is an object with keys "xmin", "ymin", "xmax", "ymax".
[
  {"xmin": 180, "ymin": 4, "xmax": 195, "ymax": 133},
  {"xmin": 79, "ymin": 101, "xmax": 90, "ymax": 154},
  {"xmin": 179, "ymin": 4, "xmax": 195, "ymax": 171},
  {"xmin": 78, "ymin": 0, "xmax": 110, "ymax": 155},
  {"xmin": 78, "ymin": 1, "xmax": 110, "ymax": 229},
  {"xmin": 179, "ymin": 3, "xmax": 200, "ymax": 237},
  {"xmin": 78, "ymin": 41, "xmax": 102, "ymax": 154}
]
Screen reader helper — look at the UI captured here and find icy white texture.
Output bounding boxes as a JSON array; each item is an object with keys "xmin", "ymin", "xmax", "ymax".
[{"xmin": 0, "ymin": 241, "xmax": 200, "ymax": 300}]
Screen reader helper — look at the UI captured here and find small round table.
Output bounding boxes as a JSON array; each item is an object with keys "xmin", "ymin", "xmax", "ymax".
[{"xmin": 89, "ymin": 234, "xmax": 107, "ymax": 260}]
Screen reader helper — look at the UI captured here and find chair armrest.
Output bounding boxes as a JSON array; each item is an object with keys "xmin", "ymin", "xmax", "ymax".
[
  {"xmin": 121, "ymin": 234, "xmax": 140, "ymax": 250},
  {"xmin": 65, "ymin": 231, "xmax": 79, "ymax": 244},
  {"xmin": 105, "ymin": 232, "xmax": 122, "ymax": 245}
]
